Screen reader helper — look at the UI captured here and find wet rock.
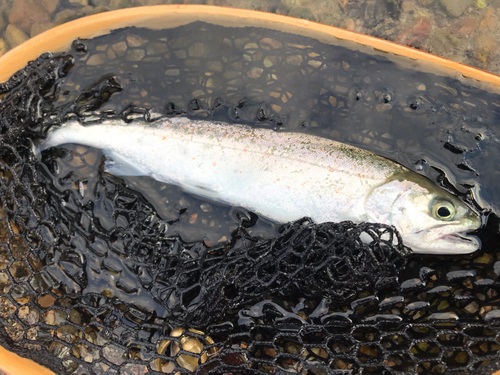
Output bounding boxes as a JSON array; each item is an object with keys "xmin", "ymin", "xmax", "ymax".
[
  {"xmin": 402, "ymin": 0, "xmax": 418, "ymax": 12},
  {"xmin": 317, "ymin": 1, "xmax": 345, "ymax": 27},
  {"xmin": 5, "ymin": 24, "xmax": 29, "ymax": 49},
  {"xmin": 345, "ymin": 18, "xmax": 356, "ymax": 31},
  {"xmin": 430, "ymin": 29, "xmax": 461, "ymax": 59},
  {"xmin": 68, "ymin": 0, "xmax": 88, "ymax": 5},
  {"xmin": 41, "ymin": 0, "xmax": 59, "ymax": 15},
  {"xmin": 30, "ymin": 22, "xmax": 54, "ymax": 37},
  {"xmin": 110, "ymin": 0, "xmax": 133, "ymax": 9},
  {"xmin": 480, "ymin": 8, "xmax": 497, "ymax": 30},
  {"xmin": 475, "ymin": 33, "xmax": 498, "ymax": 66},
  {"xmin": 126, "ymin": 49, "xmax": 146, "ymax": 61},
  {"xmin": 209, "ymin": 0, "xmax": 279, "ymax": 12},
  {"xmin": 0, "ymin": 39, "xmax": 6, "ymax": 56},
  {"xmin": 54, "ymin": 9, "xmax": 78, "ymax": 25},
  {"xmin": 449, "ymin": 18, "xmax": 478, "ymax": 35},
  {"xmin": 281, "ymin": 0, "xmax": 300, "ymax": 9},
  {"xmin": 9, "ymin": 0, "xmax": 51, "ymax": 34},
  {"xmin": 419, "ymin": 0, "xmax": 435, "ymax": 6},
  {"xmin": 82, "ymin": 5, "xmax": 110, "ymax": 16},
  {"xmin": 288, "ymin": 7, "xmax": 316, "ymax": 21},
  {"xmin": 395, "ymin": 17, "xmax": 432, "ymax": 48},
  {"xmin": 146, "ymin": 42, "xmax": 168, "ymax": 55},
  {"xmin": 439, "ymin": 0, "xmax": 472, "ymax": 17},
  {"xmin": 348, "ymin": 0, "xmax": 402, "ymax": 29},
  {"xmin": 86, "ymin": 53, "xmax": 106, "ymax": 66}
]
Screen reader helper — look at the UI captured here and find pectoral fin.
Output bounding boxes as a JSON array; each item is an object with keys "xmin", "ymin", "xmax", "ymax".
[{"xmin": 103, "ymin": 150, "xmax": 148, "ymax": 176}]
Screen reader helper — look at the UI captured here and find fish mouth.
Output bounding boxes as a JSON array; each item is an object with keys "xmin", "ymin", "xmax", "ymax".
[
  {"xmin": 440, "ymin": 233, "xmax": 477, "ymax": 245},
  {"xmin": 408, "ymin": 226, "xmax": 481, "ymax": 254},
  {"xmin": 435, "ymin": 232, "xmax": 481, "ymax": 254}
]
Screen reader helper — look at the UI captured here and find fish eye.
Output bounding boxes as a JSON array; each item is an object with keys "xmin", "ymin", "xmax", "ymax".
[{"xmin": 431, "ymin": 199, "xmax": 456, "ymax": 221}]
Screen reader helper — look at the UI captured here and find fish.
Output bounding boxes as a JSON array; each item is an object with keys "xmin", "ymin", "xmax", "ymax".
[{"xmin": 37, "ymin": 117, "xmax": 481, "ymax": 254}]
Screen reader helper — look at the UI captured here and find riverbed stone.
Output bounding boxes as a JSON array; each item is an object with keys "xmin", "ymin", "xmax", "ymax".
[
  {"xmin": 30, "ymin": 22, "xmax": 55, "ymax": 37},
  {"xmin": 419, "ymin": 0, "xmax": 435, "ymax": 7},
  {"xmin": 429, "ymin": 29, "xmax": 461, "ymax": 60},
  {"xmin": 68, "ymin": 0, "xmax": 88, "ymax": 5},
  {"xmin": 450, "ymin": 18, "xmax": 478, "ymax": 35},
  {"xmin": 0, "ymin": 39, "xmax": 6, "ymax": 56},
  {"xmin": 480, "ymin": 8, "xmax": 497, "ymax": 29},
  {"xmin": 109, "ymin": 0, "xmax": 133, "ymax": 9},
  {"xmin": 9, "ymin": 0, "xmax": 51, "ymax": 34},
  {"xmin": 54, "ymin": 9, "xmax": 78, "ymax": 25},
  {"xmin": 288, "ymin": 7, "xmax": 316, "ymax": 21},
  {"xmin": 475, "ymin": 33, "xmax": 498, "ymax": 66},
  {"xmin": 41, "ymin": 0, "xmax": 59, "ymax": 15},
  {"xmin": 395, "ymin": 17, "xmax": 432, "ymax": 47},
  {"xmin": 439, "ymin": 0, "xmax": 473, "ymax": 17},
  {"xmin": 5, "ymin": 24, "xmax": 29, "ymax": 49}
]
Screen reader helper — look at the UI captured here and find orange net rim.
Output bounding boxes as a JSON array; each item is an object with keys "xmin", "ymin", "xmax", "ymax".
[{"xmin": 0, "ymin": 4, "xmax": 499, "ymax": 374}]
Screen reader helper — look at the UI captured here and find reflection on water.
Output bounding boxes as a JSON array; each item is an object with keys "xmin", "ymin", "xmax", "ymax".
[
  {"xmin": 1, "ymin": 0, "xmax": 500, "ymax": 75},
  {"xmin": 0, "ymin": 4, "xmax": 500, "ymax": 375}
]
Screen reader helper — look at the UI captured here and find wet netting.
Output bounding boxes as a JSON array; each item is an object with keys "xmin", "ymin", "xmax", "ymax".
[{"xmin": 0, "ymin": 21, "xmax": 499, "ymax": 375}]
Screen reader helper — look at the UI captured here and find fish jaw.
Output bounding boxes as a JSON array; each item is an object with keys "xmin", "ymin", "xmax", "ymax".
[{"xmin": 403, "ymin": 220, "xmax": 481, "ymax": 254}]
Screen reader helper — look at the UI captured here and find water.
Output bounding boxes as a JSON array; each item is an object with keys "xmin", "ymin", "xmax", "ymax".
[
  {"xmin": 1, "ymin": 1, "xmax": 500, "ymax": 75},
  {"xmin": 1, "ymin": 5, "xmax": 500, "ymax": 375}
]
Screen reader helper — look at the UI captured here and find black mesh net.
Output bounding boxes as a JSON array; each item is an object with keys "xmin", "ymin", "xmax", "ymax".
[{"xmin": 0, "ymin": 22, "xmax": 499, "ymax": 375}]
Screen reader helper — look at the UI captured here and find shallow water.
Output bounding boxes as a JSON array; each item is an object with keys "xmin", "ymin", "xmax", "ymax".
[
  {"xmin": 1, "ymin": 0, "xmax": 500, "ymax": 75},
  {"xmin": 1, "ymin": 3, "xmax": 500, "ymax": 375}
]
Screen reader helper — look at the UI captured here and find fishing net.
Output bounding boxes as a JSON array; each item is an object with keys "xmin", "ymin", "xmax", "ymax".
[{"xmin": 0, "ymin": 22, "xmax": 499, "ymax": 375}]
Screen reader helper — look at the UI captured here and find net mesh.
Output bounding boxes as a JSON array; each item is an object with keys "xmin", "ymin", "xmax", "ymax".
[{"xmin": 0, "ymin": 25, "xmax": 499, "ymax": 375}]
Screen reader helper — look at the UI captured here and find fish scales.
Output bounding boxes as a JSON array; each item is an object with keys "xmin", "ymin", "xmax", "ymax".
[
  {"xmin": 38, "ymin": 117, "xmax": 481, "ymax": 254},
  {"xmin": 42, "ymin": 117, "xmax": 400, "ymax": 223}
]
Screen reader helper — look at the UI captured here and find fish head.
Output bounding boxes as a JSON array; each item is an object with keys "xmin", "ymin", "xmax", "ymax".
[{"xmin": 366, "ymin": 175, "xmax": 481, "ymax": 254}]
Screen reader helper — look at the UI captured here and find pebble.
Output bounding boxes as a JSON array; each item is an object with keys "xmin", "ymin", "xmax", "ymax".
[
  {"xmin": 126, "ymin": 49, "xmax": 145, "ymax": 61},
  {"xmin": 0, "ymin": 38, "xmax": 6, "ymax": 56},
  {"xmin": 68, "ymin": 0, "xmax": 88, "ymax": 5},
  {"xmin": 54, "ymin": 9, "xmax": 78, "ymax": 25},
  {"xmin": 439, "ymin": 0, "xmax": 473, "ymax": 18},
  {"xmin": 419, "ymin": 0, "xmax": 435, "ymax": 6},
  {"xmin": 110, "ymin": 0, "xmax": 133, "ymax": 9},
  {"xmin": 317, "ymin": 1, "xmax": 344, "ymax": 27},
  {"xmin": 480, "ymin": 8, "xmax": 497, "ymax": 30},
  {"xmin": 41, "ymin": 0, "xmax": 59, "ymax": 15},
  {"xmin": 401, "ymin": 0, "xmax": 418, "ymax": 12},
  {"xmin": 395, "ymin": 17, "xmax": 432, "ymax": 47},
  {"xmin": 4, "ymin": 24, "xmax": 28, "ymax": 49},
  {"xmin": 449, "ymin": 18, "xmax": 478, "ymax": 35},
  {"xmin": 475, "ymin": 33, "xmax": 498, "ymax": 66},
  {"xmin": 30, "ymin": 22, "xmax": 54, "ymax": 38},
  {"xmin": 429, "ymin": 29, "xmax": 461, "ymax": 59},
  {"xmin": 345, "ymin": 18, "xmax": 356, "ymax": 31},
  {"xmin": 288, "ymin": 7, "xmax": 316, "ymax": 22},
  {"xmin": 280, "ymin": 0, "xmax": 301, "ymax": 9},
  {"xmin": 9, "ymin": 0, "xmax": 51, "ymax": 34}
]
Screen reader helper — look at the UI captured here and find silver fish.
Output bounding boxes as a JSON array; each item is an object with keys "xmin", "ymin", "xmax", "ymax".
[{"xmin": 38, "ymin": 117, "xmax": 481, "ymax": 254}]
